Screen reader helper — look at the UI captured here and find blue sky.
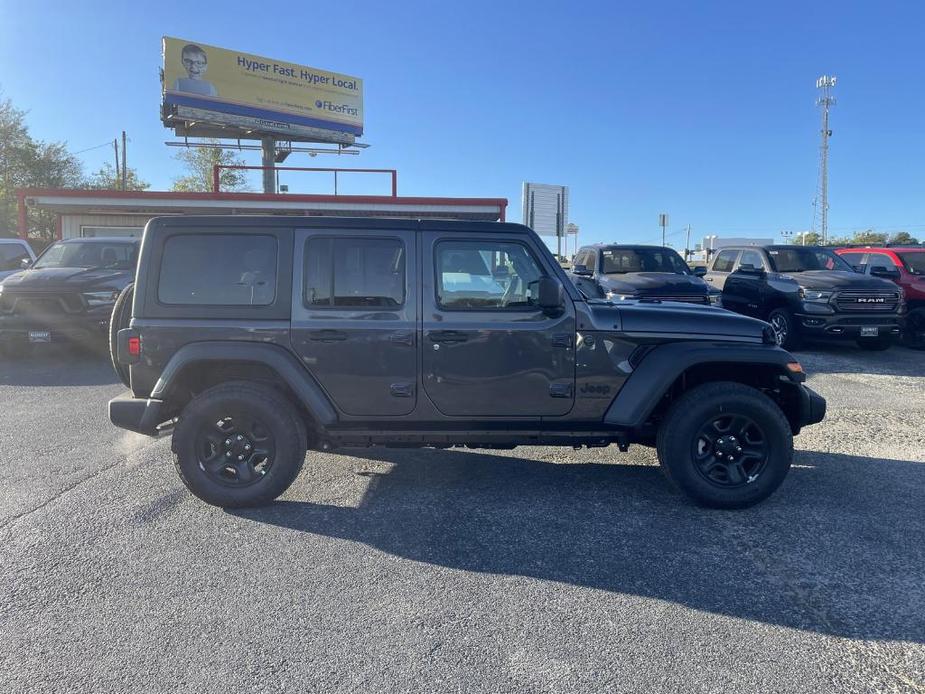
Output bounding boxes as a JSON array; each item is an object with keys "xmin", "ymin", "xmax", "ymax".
[{"xmin": 1, "ymin": 0, "xmax": 923, "ymax": 247}]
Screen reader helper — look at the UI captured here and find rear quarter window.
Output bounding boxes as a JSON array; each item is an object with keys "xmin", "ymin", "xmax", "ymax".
[{"xmin": 158, "ymin": 234, "xmax": 278, "ymax": 306}]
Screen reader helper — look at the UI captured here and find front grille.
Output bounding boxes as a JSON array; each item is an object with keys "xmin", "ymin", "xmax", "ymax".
[
  {"xmin": 834, "ymin": 289, "xmax": 900, "ymax": 312},
  {"xmin": 0, "ymin": 292, "xmax": 85, "ymax": 315},
  {"xmin": 640, "ymin": 294, "xmax": 709, "ymax": 304}
]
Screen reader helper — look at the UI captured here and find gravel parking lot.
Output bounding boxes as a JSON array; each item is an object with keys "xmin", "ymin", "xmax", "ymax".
[{"xmin": 1, "ymin": 345, "xmax": 923, "ymax": 693}]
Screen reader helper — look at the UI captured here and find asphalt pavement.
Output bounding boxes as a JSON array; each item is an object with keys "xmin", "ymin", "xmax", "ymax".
[{"xmin": 0, "ymin": 343, "xmax": 923, "ymax": 693}]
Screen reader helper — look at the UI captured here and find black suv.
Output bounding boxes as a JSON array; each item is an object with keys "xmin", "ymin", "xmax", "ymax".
[
  {"xmin": 109, "ymin": 217, "xmax": 825, "ymax": 510},
  {"xmin": 570, "ymin": 244, "xmax": 712, "ymax": 304},
  {"xmin": 0, "ymin": 237, "xmax": 139, "ymax": 354},
  {"xmin": 702, "ymin": 245, "xmax": 903, "ymax": 350}
]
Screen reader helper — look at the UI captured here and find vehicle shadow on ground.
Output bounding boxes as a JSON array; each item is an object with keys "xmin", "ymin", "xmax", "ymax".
[
  {"xmin": 795, "ymin": 342, "xmax": 925, "ymax": 377},
  {"xmin": 0, "ymin": 347, "xmax": 119, "ymax": 386},
  {"xmin": 235, "ymin": 447, "xmax": 925, "ymax": 643}
]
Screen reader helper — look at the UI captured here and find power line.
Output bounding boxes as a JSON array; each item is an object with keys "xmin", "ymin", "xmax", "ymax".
[{"xmin": 71, "ymin": 141, "xmax": 114, "ymax": 156}]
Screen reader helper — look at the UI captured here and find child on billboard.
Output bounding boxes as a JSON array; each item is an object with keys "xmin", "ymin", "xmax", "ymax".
[{"xmin": 172, "ymin": 44, "xmax": 218, "ymax": 97}]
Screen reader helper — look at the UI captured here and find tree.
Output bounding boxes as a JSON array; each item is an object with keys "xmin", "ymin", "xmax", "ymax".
[
  {"xmin": 85, "ymin": 162, "xmax": 150, "ymax": 191},
  {"xmin": 794, "ymin": 231, "xmax": 822, "ymax": 246},
  {"xmin": 889, "ymin": 231, "xmax": 919, "ymax": 245},
  {"xmin": 0, "ymin": 95, "xmax": 83, "ymax": 240},
  {"xmin": 850, "ymin": 229, "xmax": 888, "ymax": 246},
  {"xmin": 171, "ymin": 142, "xmax": 249, "ymax": 192}
]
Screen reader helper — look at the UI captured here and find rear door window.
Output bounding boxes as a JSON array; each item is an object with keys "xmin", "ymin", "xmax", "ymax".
[
  {"xmin": 738, "ymin": 250, "xmax": 765, "ymax": 270},
  {"xmin": 865, "ymin": 252, "xmax": 897, "ymax": 272},
  {"xmin": 304, "ymin": 237, "xmax": 405, "ymax": 308},
  {"xmin": 712, "ymin": 250, "xmax": 739, "ymax": 272},
  {"xmin": 839, "ymin": 251, "xmax": 866, "ymax": 270},
  {"xmin": 158, "ymin": 234, "xmax": 278, "ymax": 305}
]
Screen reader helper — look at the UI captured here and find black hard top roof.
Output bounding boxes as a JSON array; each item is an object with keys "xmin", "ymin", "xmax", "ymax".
[
  {"xmin": 584, "ymin": 244, "xmax": 680, "ymax": 251},
  {"xmin": 148, "ymin": 215, "xmax": 532, "ymax": 234}
]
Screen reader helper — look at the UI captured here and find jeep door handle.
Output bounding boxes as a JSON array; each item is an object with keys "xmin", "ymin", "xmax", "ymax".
[
  {"xmin": 308, "ymin": 329, "xmax": 348, "ymax": 342},
  {"xmin": 428, "ymin": 330, "xmax": 468, "ymax": 343}
]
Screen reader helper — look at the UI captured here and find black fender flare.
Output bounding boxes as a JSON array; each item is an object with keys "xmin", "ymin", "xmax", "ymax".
[
  {"xmin": 604, "ymin": 341, "xmax": 804, "ymax": 428},
  {"xmin": 151, "ymin": 341, "xmax": 337, "ymax": 426}
]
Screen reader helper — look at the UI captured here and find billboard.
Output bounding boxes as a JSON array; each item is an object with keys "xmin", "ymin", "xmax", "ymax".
[
  {"xmin": 522, "ymin": 183, "xmax": 568, "ymax": 237},
  {"xmin": 161, "ymin": 37, "xmax": 363, "ymax": 141}
]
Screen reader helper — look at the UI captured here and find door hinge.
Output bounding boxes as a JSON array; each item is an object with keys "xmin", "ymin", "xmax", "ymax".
[{"xmin": 549, "ymin": 382, "xmax": 573, "ymax": 398}]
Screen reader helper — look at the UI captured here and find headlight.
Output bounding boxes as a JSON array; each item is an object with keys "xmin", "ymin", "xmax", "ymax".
[
  {"xmin": 82, "ymin": 290, "xmax": 121, "ymax": 307},
  {"xmin": 800, "ymin": 288, "xmax": 833, "ymax": 303}
]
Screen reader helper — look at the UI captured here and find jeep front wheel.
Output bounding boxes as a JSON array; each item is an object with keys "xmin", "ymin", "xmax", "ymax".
[
  {"xmin": 172, "ymin": 381, "xmax": 307, "ymax": 508},
  {"xmin": 656, "ymin": 381, "xmax": 793, "ymax": 509}
]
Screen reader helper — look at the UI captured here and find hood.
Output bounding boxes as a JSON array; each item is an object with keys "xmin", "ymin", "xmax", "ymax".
[
  {"xmin": 776, "ymin": 270, "xmax": 897, "ymax": 291},
  {"xmin": 598, "ymin": 272, "xmax": 708, "ymax": 295},
  {"xmin": 586, "ymin": 300, "xmax": 767, "ymax": 342},
  {"xmin": 0, "ymin": 266, "xmax": 134, "ymax": 292}
]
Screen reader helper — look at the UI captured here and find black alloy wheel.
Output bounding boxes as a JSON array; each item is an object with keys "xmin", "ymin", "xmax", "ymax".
[
  {"xmin": 172, "ymin": 381, "xmax": 307, "ymax": 508},
  {"xmin": 195, "ymin": 414, "xmax": 277, "ymax": 488},
  {"xmin": 692, "ymin": 414, "xmax": 769, "ymax": 488}
]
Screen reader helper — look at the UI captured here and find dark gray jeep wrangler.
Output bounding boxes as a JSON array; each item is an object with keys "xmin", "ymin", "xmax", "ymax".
[{"xmin": 109, "ymin": 216, "xmax": 825, "ymax": 509}]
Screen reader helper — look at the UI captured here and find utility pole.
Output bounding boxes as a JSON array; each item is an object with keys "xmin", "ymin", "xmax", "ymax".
[
  {"xmin": 659, "ymin": 213, "xmax": 669, "ymax": 246},
  {"xmin": 685, "ymin": 224, "xmax": 692, "ymax": 260},
  {"xmin": 815, "ymin": 75, "xmax": 836, "ymax": 244},
  {"xmin": 113, "ymin": 139, "xmax": 120, "ymax": 183},
  {"xmin": 121, "ymin": 131, "xmax": 127, "ymax": 191}
]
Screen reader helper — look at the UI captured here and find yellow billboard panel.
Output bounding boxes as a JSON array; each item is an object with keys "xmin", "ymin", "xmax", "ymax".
[{"xmin": 162, "ymin": 36, "xmax": 363, "ymax": 136}]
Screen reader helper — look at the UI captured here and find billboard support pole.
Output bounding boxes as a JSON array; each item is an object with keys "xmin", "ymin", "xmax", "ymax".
[
  {"xmin": 121, "ymin": 131, "xmax": 127, "ymax": 192},
  {"xmin": 261, "ymin": 137, "xmax": 276, "ymax": 194}
]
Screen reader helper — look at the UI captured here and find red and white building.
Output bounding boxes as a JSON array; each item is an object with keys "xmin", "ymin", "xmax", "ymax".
[{"xmin": 15, "ymin": 187, "xmax": 508, "ymax": 241}]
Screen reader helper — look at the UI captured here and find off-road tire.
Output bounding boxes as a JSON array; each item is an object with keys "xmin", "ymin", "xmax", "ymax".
[
  {"xmin": 902, "ymin": 308, "xmax": 925, "ymax": 350},
  {"xmin": 656, "ymin": 381, "xmax": 794, "ymax": 509},
  {"xmin": 109, "ymin": 283, "xmax": 134, "ymax": 387},
  {"xmin": 172, "ymin": 381, "xmax": 307, "ymax": 508},
  {"xmin": 767, "ymin": 308, "xmax": 800, "ymax": 350}
]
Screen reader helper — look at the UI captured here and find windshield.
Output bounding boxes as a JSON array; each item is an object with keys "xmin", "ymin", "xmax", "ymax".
[
  {"xmin": 601, "ymin": 248, "xmax": 690, "ymax": 275},
  {"xmin": 898, "ymin": 252, "xmax": 925, "ymax": 275},
  {"xmin": 33, "ymin": 241, "xmax": 137, "ymax": 270},
  {"xmin": 766, "ymin": 248, "xmax": 852, "ymax": 273}
]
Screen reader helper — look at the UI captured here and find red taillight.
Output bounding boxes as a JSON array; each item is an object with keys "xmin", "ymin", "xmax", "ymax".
[{"xmin": 127, "ymin": 336, "xmax": 141, "ymax": 357}]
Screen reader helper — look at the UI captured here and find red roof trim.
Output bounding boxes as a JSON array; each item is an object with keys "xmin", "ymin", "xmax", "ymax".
[{"xmin": 16, "ymin": 187, "xmax": 507, "ymax": 208}]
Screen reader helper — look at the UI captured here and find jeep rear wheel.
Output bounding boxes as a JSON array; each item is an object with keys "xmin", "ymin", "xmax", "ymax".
[
  {"xmin": 656, "ymin": 381, "xmax": 793, "ymax": 509},
  {"xmin": 172, "ymin": 381, "xmax": 307, "ymax": 508}
]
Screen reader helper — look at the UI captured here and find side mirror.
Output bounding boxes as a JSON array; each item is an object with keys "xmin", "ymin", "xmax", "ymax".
[
  {"xmin": 537, "ymin": 276, "xmax": 564, "ymax": 312},
  {"xmin": 692, "ymin": 266, "xmax": 707, "ymax": 277},
  {"xmin": 572, "ymin": 264, "xmax": 592, "ymax": 277},
  {"xmin": 870, "ymin": 265, "xmax": 900, "ymax": 280},
  {"xmin": 20, "ymin": 257, "xmax": 32, "ymax": 269}
]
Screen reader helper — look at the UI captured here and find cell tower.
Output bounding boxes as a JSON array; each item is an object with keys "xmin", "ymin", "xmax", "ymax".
[{"xmin": 814, "ymin": 75, "xmax": 837, "ymax": 243}]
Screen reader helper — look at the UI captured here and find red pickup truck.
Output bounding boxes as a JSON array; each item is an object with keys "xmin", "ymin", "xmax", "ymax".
[{"xmin": 835, "ymin": 246, "xmax": 925, "ymax": 349}]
